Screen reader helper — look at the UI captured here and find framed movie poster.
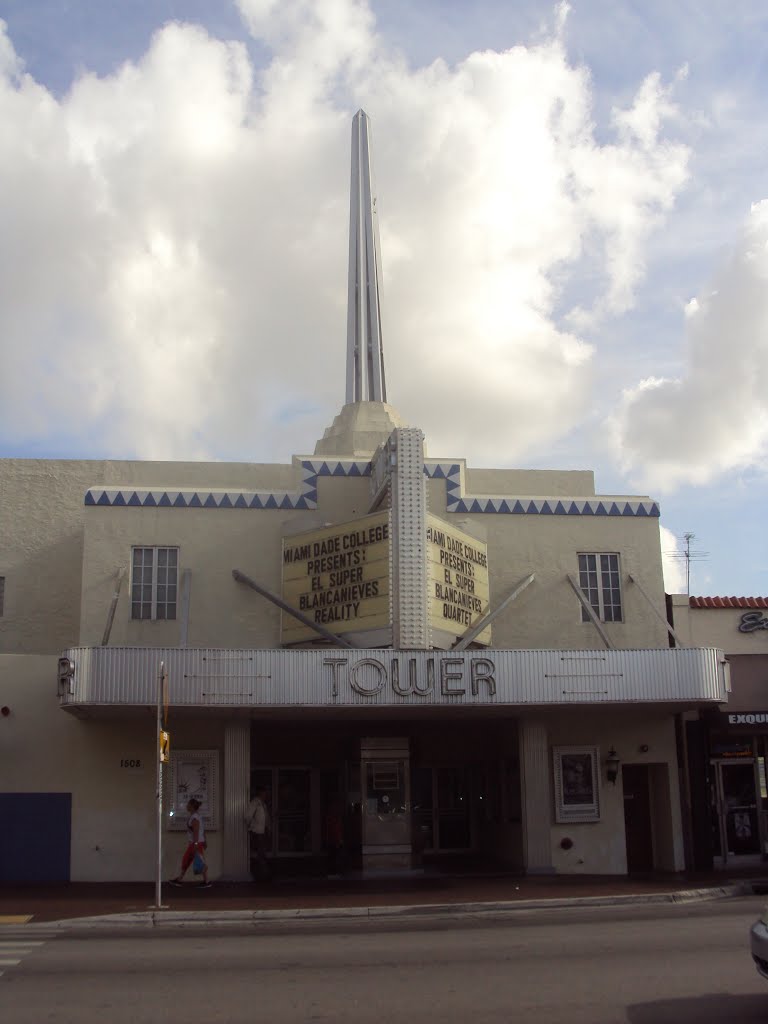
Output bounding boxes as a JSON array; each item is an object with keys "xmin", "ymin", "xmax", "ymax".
[
  {"xmin": 553, "ymin": 746, "xmax": 600, "ymax": 823},
  {"xmin": 167, "ymin": 749, "xmax": 219, "ymax": 831}
]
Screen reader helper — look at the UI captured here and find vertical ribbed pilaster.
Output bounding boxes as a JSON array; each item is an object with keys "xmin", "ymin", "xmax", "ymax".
[
  {"xmin": 223, "ymin": 719, "xmax": 251, "ymax": 880},
  {"xmin": 520, "ymin": 718, "xmax": 555, "ymax": 873},
  {"xmin": 390, "ymin": 428, "xmax": 429, "ymax": 649}
]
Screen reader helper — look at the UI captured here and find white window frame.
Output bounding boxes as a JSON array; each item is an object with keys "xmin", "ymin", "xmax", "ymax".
[
  {"xmin": 577, "ymin": 552, "xmax": 623, "ymax": 623},
  {"xmin": 131, "ymin": 546, "xmax": 178, "ymax": 621}
]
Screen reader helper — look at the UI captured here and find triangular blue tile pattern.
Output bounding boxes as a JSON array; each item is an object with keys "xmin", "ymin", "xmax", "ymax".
[
  {"xmin": 82, "ymin": 456, "xmax": 659, "ymax": 519},
  {"xmin": 419, "ymin": 461, "xmax": 660, "ymax": 519}
]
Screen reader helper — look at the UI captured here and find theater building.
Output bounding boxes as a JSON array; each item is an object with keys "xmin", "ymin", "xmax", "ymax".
[{"xmin": 0, "ymin": 112, "xmax": 727, "ymax": 883}]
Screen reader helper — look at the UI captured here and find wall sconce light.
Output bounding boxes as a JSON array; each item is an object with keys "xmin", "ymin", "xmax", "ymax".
[{"xmin": 605, "ymin": 747, "xmax": 620, "ymax": 786}]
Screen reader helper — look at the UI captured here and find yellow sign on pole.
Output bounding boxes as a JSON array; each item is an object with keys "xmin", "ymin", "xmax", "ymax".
[{"xmin": 159, "ymin": 730, "xmax": 170, "ymax": 763}]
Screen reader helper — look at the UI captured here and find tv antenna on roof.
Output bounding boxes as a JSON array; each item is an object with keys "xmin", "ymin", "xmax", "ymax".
[{"xmin": 664, "ymin": 532, "xmax": 709, "ymax": 595}]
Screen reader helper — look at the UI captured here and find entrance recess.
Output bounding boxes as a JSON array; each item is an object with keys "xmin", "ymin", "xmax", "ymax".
[
  {"xmin": 360, "ymin": 737, "xmax": 411, "ymax": 871},
  {"xmin": 251, "ymin": 767, "xmax": 312, "ymax": 856},
  {"xmin": 622, "ymin": 765, "xmax": 653, "ymax": 872},
  {"xmin": 711, "ymin": 759, "xmax": 761, "ymax": 865},
  {"xmin": 412, "ymin": 765, "xmax": 473, "ymax": 854}
]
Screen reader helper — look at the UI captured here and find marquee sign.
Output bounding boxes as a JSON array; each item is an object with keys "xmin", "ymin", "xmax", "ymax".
[
  {"xmin": 426, "ymin": 514, "xmax": 491, "ymax": 645},
  {"xmin": 281, "ymin": 511, "xmax": 391, "ymax": 643}
]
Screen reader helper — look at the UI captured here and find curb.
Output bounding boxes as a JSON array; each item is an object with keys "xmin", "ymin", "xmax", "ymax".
[{"xmin": 20, "ymin": 882, "xmax": 753, "ymax": 932}]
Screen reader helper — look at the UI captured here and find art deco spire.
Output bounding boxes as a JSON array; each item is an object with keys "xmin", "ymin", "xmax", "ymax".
[{"xmin": 346, "ymin": 110, "xmax": 387, "ymax": 404}]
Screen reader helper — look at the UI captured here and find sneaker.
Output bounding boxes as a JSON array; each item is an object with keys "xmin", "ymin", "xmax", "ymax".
[
  {"xmin": 196, "ymin": 882, "xmax": 212, "ymax": 889},
  {"xmin": 168, "ymin": 878, "xmax": 184, "ymax": 887}
]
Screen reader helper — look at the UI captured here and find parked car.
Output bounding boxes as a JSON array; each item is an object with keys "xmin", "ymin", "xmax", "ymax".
[{"xmin": 751, "ymin": 907, "xmax": 768, "ymax": 979}]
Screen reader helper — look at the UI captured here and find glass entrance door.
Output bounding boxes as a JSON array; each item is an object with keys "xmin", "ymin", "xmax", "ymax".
[
  {"xmin": 711, "ymin": 760, "xmax": 761, "ymax": 864},
  {"xmin": 251, "ymin": 767, "xmax": 312, "ymax": 856},
  {"xmin": 436, "ymin": 766, "xmax": 471, "ymax": 850},
  {"xmin": 411, "ymin": 765, "xmax": 473, "ymax": 853}
]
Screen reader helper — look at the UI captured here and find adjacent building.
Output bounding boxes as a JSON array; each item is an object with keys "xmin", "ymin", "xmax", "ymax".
[{"xmin": 672, "ymin": 595, "xmax": 768, "ymax": 870}]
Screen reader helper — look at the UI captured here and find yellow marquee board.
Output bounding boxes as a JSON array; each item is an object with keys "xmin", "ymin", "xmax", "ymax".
[
  {"xmin": 281, "ymin": 511, "xmax": 391, "ymax": 643},
  {"xmin": 427, "ymin": 514, "xmax": 491, "ymax": 645}
]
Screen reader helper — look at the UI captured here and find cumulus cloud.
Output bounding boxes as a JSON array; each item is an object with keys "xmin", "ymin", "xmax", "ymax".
[
  {"xmin": 659, "ymin": 525, "xmax": 687, "ymax": 594},
  {"xmin": 609, "ymin": 200, "xmax": 768, "ymax": 489},
  {"xmin": 0, "ymin": 3, "xmax": 690, "ymax": 463}
]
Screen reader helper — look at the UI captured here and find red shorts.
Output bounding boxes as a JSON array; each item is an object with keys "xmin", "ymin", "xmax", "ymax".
[{"xmin": 181, "ymin": 841, "xmax": 207, "ymax": 872}]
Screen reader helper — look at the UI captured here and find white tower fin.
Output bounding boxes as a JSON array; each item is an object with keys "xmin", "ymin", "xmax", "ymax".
[{"xmin": 346, "ymin": 110, "xmax": 387, "ymax": 404}]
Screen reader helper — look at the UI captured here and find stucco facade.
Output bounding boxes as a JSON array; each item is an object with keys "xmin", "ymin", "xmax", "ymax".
[{"xmin": 0, "ymin": 428, "xmax": 726, "ymax": 882}]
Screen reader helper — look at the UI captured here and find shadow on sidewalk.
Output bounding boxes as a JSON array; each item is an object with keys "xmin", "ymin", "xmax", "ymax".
[{"xmin": 1, "ymin": 866, "xmax": 765, "ymax": 923}]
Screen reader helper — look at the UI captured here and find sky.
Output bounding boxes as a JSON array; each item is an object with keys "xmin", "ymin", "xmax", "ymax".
[{"xmin": 1, "ymin": 0, "xmax": 767, "ymax": 597}]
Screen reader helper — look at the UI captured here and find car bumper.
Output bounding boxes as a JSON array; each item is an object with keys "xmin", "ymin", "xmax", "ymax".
[{"xmin": 751, "ymin": 919, "xmax": 768, "ymax": 979}]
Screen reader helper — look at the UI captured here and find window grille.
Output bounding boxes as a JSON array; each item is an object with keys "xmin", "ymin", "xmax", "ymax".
[
  {"xmin": 578, "ymin": 553, "xmax": 623, "ymax": 623},
  {"xmin": 131, "ymin": 547, "xmax": 178, "ymax": 620}
]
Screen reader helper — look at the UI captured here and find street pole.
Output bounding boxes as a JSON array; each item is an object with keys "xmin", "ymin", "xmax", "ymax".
[{"xmin": 153, "ymin": 661, "xmax": 168, "ymax": 910}]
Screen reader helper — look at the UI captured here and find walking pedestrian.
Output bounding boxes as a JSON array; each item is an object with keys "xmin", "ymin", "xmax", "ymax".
[
  {"xmin": 170, "ymin": 798, "xmax": 211, "ymax": 888},
  {"xmin": 245, "ymin": 785, "xmax": 271, "ymax": 880}
]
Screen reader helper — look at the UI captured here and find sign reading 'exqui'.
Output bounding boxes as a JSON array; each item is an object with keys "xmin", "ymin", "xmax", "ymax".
[
  {"xmin": 426, "ymin": 514, "xmax": 491, "ymax": 644},
  {"xmin": 281, "ymin": 512, "xmax": 391, "ymax": 642}
]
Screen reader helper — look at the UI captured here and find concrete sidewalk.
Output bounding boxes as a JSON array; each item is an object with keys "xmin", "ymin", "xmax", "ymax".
[{"xmin": 1, "ymin": 869, "xmax": 765, "ymax": 929}]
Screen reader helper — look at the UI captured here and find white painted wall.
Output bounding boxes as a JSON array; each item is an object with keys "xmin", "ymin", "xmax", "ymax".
[
  {"xmin": 0, "ymin": 654, "xmax": 226, "ymax": 881},
  {"xmin": 545, "ymin": 710, "xmax": 684, "ymax": 874}
]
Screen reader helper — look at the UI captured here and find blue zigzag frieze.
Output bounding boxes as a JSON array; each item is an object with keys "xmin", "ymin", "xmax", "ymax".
[
  {"xmin": 423, "ymin": 462, "xmax": 660, "ymax": 518},
  {"xmin": 84, "ymin": 457, "xmax": 659, "ymax": 518},
  {"xmin": 84, "ymin": 459, "xmax": 372, "ymax": 510}
]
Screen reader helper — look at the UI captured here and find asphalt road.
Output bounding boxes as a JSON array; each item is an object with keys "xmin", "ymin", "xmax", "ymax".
[{"xmin": 0, "ymin": 896, "xmax": 767, "ymax": 1023}]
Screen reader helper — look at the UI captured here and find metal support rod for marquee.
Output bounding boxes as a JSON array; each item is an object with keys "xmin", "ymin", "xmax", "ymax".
[
  {"xmin": 232, "ymin": 569, "xmax": 357, "ymax": 649},
  {"xmin": 566, "ymin": 574, "xmax": 615, "ymax": 650},
  {"xmin": 627, "ymin": 573, "xmax": 686, "ymax": 647},
  {"xmin": 451, "ymin": 573, "xmax": 536, "ymax": 651}
]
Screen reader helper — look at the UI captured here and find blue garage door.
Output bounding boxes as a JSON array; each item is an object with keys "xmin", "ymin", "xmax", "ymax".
[{"xmin": 0, "ymin": 793, "xmax": 72, "ymax": 882}]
